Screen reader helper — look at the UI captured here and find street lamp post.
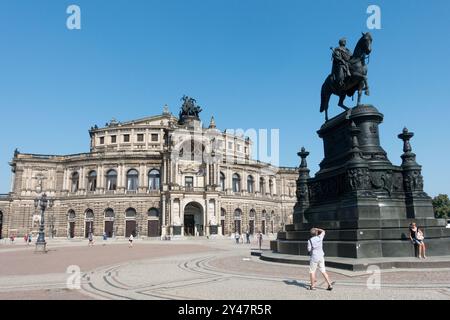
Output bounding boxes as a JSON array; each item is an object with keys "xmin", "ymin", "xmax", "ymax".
[{"xmin": 34, "ymin": 193, "xmax": 54, "ymax": 253}]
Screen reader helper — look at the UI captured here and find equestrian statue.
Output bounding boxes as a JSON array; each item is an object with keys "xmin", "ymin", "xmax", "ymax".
[{"xmin": 320, "ymin": 33, "xmax": 373, "ymax": 121}]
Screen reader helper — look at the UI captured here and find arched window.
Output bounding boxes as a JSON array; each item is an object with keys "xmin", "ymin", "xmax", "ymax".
[
  {"xmin": 85, "ymin": 209, "xmax": 94, "ymax": 220},
  {"xmin": 249, "ymin": 209, "xmax": 256, "ymax": 219},
  {"xmin": 105, "ymin": 208, "xmax": 115, "ymax": 219},
  {"xmin": 106, "ymin": 170, "xmax": 117, "ymax": 191},
  {"xmin": 88, "ymin": 171, "xmax": 97, "ymax": 192},
  {"xmin": 148, "ymin": 208, "xmax": 159, "ymax": 218},
  {"xmin": 68, "ymin": 210, "xmax": 76, "ymax": 221},
  {"xmin": 220, "ymin": 172, "xmax": 226, "ymax": 191},
  {"xmin": 125, "ymin": 208, "xmax": 137, "ymax": 219},
  {"xmin": 234, "ymin": 209, "xmax": 242, "ymax": 234},
  {"xmin": 260, "ymin": 177, "xmax": 265, "ymax": 194},
  {"xmin": 269, "ymin": 179, "xmax": 274, "ymax": 195},
  {"xmin": 247, "ymin": 175, "xmax": 255, "ymax": 193},
  {"xmin": 232, "ymin": 174, "xmax": 241, "ymax": 193},
  {"xmin": 148, "ymin": 169, "xmax": 160, "ymax": 191},
  {"xmin": 221, "ymin": 208, "xmax": 226, "ymax": 218},
  {"xmin": 71, "ymin": 172, "xmax": 79, "ymax": 193},
  {"xmin": 127, "ymin": 169, "xmax": 139, "ymax": 191}
]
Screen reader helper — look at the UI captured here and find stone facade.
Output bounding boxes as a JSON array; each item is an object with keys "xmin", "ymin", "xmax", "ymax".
[{"xmin": 0, "ymin": 106, "xmax": 297, "ymax": 239}]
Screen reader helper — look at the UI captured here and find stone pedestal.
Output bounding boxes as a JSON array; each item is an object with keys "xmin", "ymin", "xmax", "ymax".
[
  {"xmin": 274, "ymin": 105, "xmax": 450, "ymax": 258},
  {"xmin": 35, "ymin": 241, "xmax": 48, "ymax": 254}
]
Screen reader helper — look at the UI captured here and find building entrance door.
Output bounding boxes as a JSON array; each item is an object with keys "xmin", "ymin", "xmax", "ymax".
[
  {"xmin": 184, "ymin": 215, "xmax": 195, "ymax": 236},
  {"xmin": 261, "ymin": 220, "xmax": 266, "ymax": 235},
  {"xmin": 221, "ymin": 220, "xmax": 225, "ymax": 236},
  {"xmin": 148, "ymin": 220, "xmax": 160, "ymax": 237},
  {"xmin": 85, "ymin": 221, "xmax": 94, "ymax": 238},
  {"xmin": 126, "ymin": 221, "xmax": 136, "ymax": 237},
  {"xmin": 249, "ymin": 220, "xmax": 255, "ymax": 235},
  {"xmin": 183, "ymin": 202, "xmax": 204, "ymax": 237},
  {"xmin": 69, "ymin": 222, "xmax": 75, "ymax": 238},
  {"xmin": 234, "ymin": 220, "xmax": 241, "ymax": 234},
  {"xmin": 105, "ymin": 221, "xmax": 114, "ymax": 238}
]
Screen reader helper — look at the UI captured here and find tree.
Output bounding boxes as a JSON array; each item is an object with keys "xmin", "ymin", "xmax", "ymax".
[{"xmin": 432, "ymin": 194, "xmax": 450, "ymax": 219}]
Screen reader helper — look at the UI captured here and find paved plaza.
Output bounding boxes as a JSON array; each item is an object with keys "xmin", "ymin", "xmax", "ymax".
[{"xmin": 0, "ymin": 237, "xmax": 449, "ymax": 300}]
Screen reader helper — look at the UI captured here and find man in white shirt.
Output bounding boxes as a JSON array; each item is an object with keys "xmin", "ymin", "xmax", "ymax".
[{"xmin": 307, "ymin": 228, "xmax": 333, "ymax": 291}]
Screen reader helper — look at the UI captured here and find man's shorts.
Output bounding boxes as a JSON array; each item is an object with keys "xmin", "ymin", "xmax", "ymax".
[{"xmin": 310, "ymin": 258, "xmax": 326, "ymax": 274}]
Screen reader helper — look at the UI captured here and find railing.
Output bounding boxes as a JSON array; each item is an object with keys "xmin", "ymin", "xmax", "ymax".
[
  {"xmin": 0, "ymin": 194, "xmax": 9, "ymax": 200},
  {"xmin": 182, "ymin": 187, "xmax": 206, "ymax": 192}
]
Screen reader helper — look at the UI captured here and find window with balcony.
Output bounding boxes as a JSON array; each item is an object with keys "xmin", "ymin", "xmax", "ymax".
[
  {"xmin": 71, "ymin": 172, "xmax": 79, "ymax": 193},
  {"xmin": 151, "ymin": 134, "xmax": 159, "ymax": 142},
  {"xmin": 232, "ymin": 174, "xmax": 241, "ymax": 193},
  {"xmin": 127, "ymin": 169, "xmax": 139, "ymax": 191},
  {"xmin": 148, "ymin": 169, "xmax": 160, "ymax": 191},
  {"xmin": 247, "ymin": 175, "xmax": 255, "ymax": 193},
  {"xmin": 106, "ymin": 170, "xmax": 117, "ymax": 191},
  {"xmin": 185, "ymin": 176, "xmax": 194, "ymax": 190},
  {"xmin": 124, "ymin": 134, "xmax": 130, "ymax": 143},
  {"xmin": 137, "ymin": 134, "xmax": 144, "ymax": 142},
  {"xmin": 88, "ymin": 171, "xmax": 97, "ymax": 192},
  {"xmin": 111, "ymin": 135, "xmax": 117, "ymax": 144}
]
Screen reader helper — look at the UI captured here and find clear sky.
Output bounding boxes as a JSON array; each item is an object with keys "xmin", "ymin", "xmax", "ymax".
[{"xmin": 0, "ymin": 0, "xmax": 449, "ymax": 196}]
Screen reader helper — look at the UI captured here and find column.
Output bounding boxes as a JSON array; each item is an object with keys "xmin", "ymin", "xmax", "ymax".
[
  {"xmin": 97, "ymin": 165, "xmax": 103, "ymax": 190},
  {"xmin": 161, "ymin": 196, "xmax": 166, "ymax": 236},
  {"xmin": 80, "ymin": 167, "xmax": 86, "ymax": 191},
  {"xmin": 205, "ymin": 199, "xmax": 209, "ymax": 237}
]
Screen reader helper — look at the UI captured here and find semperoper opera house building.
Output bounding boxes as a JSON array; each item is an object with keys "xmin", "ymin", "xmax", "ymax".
[{"xmin": 0, "ymin": 98, "xmax": 297, "ymax": 240}]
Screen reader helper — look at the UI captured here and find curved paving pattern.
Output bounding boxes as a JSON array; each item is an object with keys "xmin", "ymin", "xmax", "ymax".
[{"xmin": 1, "ymin": 239, "xmax": 450, "ymax": 300}]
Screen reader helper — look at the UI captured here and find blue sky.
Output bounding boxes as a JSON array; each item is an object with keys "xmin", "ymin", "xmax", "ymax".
[{"xmin": 0, "ymin": 0, "xmax": 449, "ymax": 196}]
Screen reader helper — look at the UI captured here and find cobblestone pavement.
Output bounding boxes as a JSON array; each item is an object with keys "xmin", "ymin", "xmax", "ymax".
[{"xmin": 1, "ymin": 238, "xmax": 450, "ymax": 300}]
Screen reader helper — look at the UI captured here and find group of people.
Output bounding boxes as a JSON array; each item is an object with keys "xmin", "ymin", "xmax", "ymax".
[
  {"xmin": 23, "ymin": 233, "xmax": 33, "ymax": 245},
  {"xmin": 88, "ymin": 232, "xmax": 135, "ymax": 248},
  {"xmin": 234, "ymin": 231, "xmax": 264, "ymax": 250},
  {"xmin": 306, "ymin": 221, "xmax": 427, "ymax": 291}
]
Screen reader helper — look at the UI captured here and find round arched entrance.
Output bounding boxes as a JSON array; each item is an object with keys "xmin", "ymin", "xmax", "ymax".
[
  {"xmin": 184, "ymin": 202, "xmax": 204, "ymax": 237},
  {"xmin": 68, "ymin": 210, "xmax": 76, "ymax": 239},
  {"xmin": 84, "ymin": 209, "xmax": 94, "ymax": 238},
  {"xmin": 104, "ymin": 208, "xmax": 115, "ymax": 238},
  {"xmin": 147, "ymin": 208, "xmax": 160, "ymax": 237},
  {"xmin": 125, "ymin": 208, "xmax": 137, "ymax": 237}
]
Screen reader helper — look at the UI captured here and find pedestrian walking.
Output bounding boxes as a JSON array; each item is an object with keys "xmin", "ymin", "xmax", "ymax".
[
  {"xmin": 24, "ymin": 233, "xmax": 29, "ymax": 245},
  {"xmin": 257, "ymin": 231, "xmax": 263, "ymax": 250},
  {"xmin": 235, "ymin": 232, "xmax": 240, "ymax": 244},
  {"xmin": 88, "ymin": 232, "xmax": 94, "ymax": 247},
  {"xmin": 28, "ymin": 233, "xmax": 32, "ymax": 245},
  {"xmin": 102, "ymin": 232, "xmax": 108, "ymax": 246},
  {"xmin": 246, "ymin": 231, "xmax": 250, "ymax": 244},
  {"xmin": 129, "ymin": 234, "xmax": 134, "ymax": 248},
  {"xmin": 307, "ymin": 228, "xmax": 333, "ymax": 291},
  {"xmin": 10, "ymin": 235, "xmax": 15, "ymax": 245}
]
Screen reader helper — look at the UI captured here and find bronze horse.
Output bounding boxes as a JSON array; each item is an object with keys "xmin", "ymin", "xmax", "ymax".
[{"xmin": 320, "ymin": 33, "xmax": 373, "ymax": 121}]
